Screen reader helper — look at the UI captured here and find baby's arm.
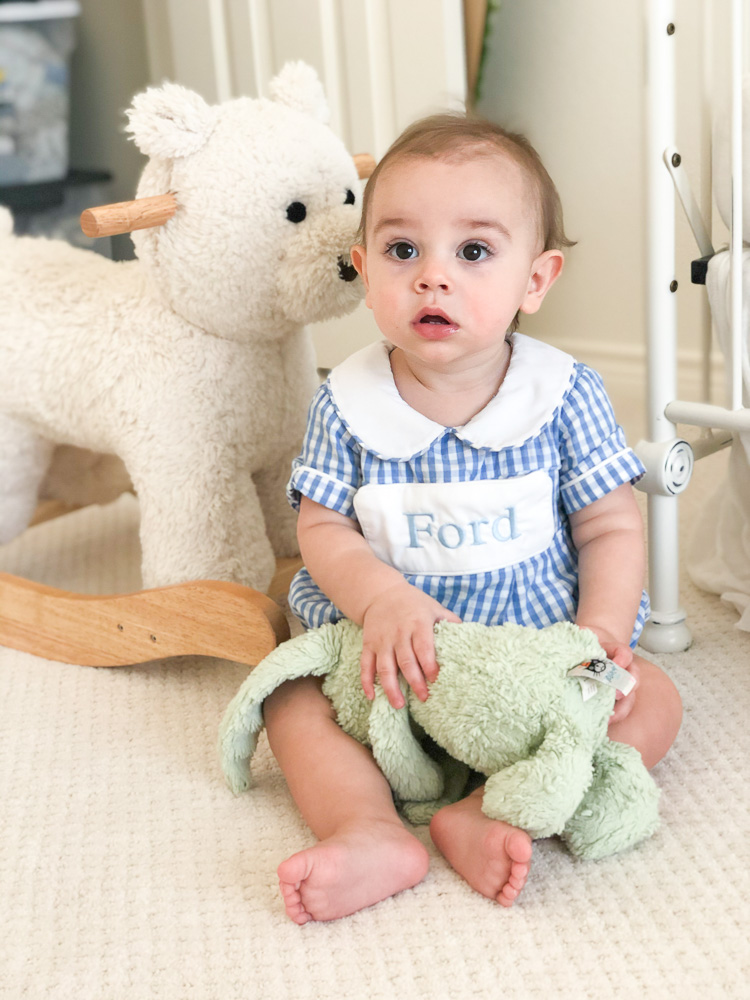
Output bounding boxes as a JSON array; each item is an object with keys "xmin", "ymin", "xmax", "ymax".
[
  {"xmin": 297, "ymin": 496, "xmax": 460, "ymax": 708},
  {"xmin": 569, "ymin": 483, "xmax": 646, "ymax": 719}
]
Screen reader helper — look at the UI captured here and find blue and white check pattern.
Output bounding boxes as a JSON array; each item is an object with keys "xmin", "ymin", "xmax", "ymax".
[{"xmin": 287, "ymin": 362, "xmax": 649, "ymax": 646}]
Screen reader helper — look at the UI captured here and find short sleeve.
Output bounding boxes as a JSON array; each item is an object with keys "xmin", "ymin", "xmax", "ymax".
[
  {"xmin": 286, "ymin": 382, "xmax": 362, "ymax": 519},
  {"xmin": 557, "ymin": 364, "xmax": 645, "ymax": 514}
]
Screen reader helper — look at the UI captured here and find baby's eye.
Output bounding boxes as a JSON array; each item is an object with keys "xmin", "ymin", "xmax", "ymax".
[
  {"xmin": 458, "ymin": 242, "xmax": 491, "ymax": 261},
  {"xmin": 386, "ymin": 241, "xmax": 418, "ymax": 260}
]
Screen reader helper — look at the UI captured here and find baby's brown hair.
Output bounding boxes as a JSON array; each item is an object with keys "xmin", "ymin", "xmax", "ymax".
[{"xmin": 357, "ymin": 112, "xmax": 575, "ymax": 257}]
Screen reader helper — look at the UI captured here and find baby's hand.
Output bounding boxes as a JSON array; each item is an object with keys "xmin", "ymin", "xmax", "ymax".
[
  {"xmin": 580, "ymin": 627, "xmax": 639, "ymax": 726},
  {"xmin": 360, "ymin": 585, "xmax": 461, "ymax": 709}
]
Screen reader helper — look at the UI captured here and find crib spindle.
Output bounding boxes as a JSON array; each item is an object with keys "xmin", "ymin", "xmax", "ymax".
[{"xmin": 731, "ymin": 0, "xmax": 745, "ymax": 411}]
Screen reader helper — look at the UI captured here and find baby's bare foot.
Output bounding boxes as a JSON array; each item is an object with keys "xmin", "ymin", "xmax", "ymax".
[
  {"xmin": 430, "ymin": 793, "xmax": 532, "ymax": 907},
  {"xmin": 277, "ymin": 819, "xmax": 429, "ymax": 924}
]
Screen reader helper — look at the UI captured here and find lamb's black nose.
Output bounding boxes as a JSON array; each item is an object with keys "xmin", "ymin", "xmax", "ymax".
[{"xmin": 337, "ymin": 257, "xmax": 358, "ymax": 282}]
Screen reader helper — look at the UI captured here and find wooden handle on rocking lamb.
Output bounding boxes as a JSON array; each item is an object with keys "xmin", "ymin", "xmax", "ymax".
[
  {"xmin": 80, "ymin": 194, "xmax": 178, "ymax": 238},
  {"xmin": 352, "ymin": 153, "xmax": 376, "ymax": 180},
  {"xmin": 80, "ymin": 152, "xmax": 377, "ymax": 239}
]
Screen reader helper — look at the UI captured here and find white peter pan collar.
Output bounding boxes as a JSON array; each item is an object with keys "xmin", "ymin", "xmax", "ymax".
[{"xmin": 328, "ymin": 332, "xmax": 576, "ymax": 459}]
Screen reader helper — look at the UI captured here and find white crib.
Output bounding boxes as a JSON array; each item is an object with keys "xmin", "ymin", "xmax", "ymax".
[{"xmin": 637, "ymin": 0, "xmax": 750, "ymax": 651}]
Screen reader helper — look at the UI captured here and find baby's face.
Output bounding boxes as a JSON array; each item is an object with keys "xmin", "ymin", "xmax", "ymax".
[{"xmin": 351, "ymin": 152, "xmax": 561, "ymax": 373}]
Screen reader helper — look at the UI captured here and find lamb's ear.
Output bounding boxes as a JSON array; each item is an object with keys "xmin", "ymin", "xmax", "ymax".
[
  {"xmin": 125, "ymin": 83, "xmax": 217, "ymax": 159},
  {"xmin": 268, "ymin": 61, "xmax": 330, "ymax": 124}
]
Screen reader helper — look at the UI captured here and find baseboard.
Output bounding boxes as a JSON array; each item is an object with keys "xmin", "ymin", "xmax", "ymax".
[{"xmin": 556, "ymin": 337, "xmax": 726, "ymax": 398}]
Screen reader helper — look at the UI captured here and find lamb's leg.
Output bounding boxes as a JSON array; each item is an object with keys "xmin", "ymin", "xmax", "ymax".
[
  {"xmin": 253, "ymin": 451, "xmax": 300, "ymax": 560},
  {"xmin": 0, "ymin": 415, "xmax": 54, "ymax": 544},
  {"xmin": 132, "ymin": 459, "xmax": 276, "ymax": 593}
]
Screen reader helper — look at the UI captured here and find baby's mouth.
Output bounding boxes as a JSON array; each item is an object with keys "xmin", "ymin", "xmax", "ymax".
[
  {"xmin": 412, "ymin": 307, "xmax": 456, "ymax": 339},
  {"xmin": 414, "ymin": 307, "xmax": 454, "ymax": 326}
]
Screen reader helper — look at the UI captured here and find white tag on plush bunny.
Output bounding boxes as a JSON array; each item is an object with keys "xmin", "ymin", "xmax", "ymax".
[{"xmin": 569, "ymin": 658, "xmax": 636, "ymax": 702}]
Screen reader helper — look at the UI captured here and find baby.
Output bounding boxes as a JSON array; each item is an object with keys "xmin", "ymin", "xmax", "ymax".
[{"xmin": 262, "ymin": 113, "xmax": 682, "ymax": 924}]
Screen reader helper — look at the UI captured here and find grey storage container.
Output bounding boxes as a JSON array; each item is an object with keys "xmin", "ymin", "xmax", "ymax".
[{"xmin": 0, "ymin": 1, "xmax": 81, "ymax": 185}]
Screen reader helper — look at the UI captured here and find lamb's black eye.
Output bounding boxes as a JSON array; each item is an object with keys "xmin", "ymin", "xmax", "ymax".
[
  {"xmin": 344, "ymin": 189, "xmax": 355, "ymax": 205},
  {"xmin": 286, "ymin": 202, "xmax": 307, "ymax": 223}
]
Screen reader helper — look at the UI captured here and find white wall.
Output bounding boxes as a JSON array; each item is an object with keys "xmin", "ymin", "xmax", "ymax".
[
  {"xmin": 477, "ymin": 0, "xmax": 729, "ymax": 437},
  {"xmin": 69, "ymin": 0, "xmax": 150, "ymax": 203}
]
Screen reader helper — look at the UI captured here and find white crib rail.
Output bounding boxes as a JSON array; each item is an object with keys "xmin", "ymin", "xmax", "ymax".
[
  {"xmin": 638, "ymin": 0, "xmax": 749, "ymax": 653},
  {"xmin": 143, "ymin": 0, "xmax": 466, "ymax": 156}
]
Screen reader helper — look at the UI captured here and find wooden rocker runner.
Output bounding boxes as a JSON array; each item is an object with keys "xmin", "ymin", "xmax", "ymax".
[
  {"xmin": 0, "ymin": 574, "xmax": 290, "ymax": 668},
  {"xmin": 0, "ymin": 152, "xmax": 376, "ymax": 669}
]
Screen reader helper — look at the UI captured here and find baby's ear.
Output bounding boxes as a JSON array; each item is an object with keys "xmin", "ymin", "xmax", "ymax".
[
  {"xmin": 520, "ymin": 249, "xmax": 565, "ymax": 316},
  {"xmin": 268, "ymin": 61, "xmax": 330, "ymax": 124},
  {"xmin": 125, "ymin": 83, "xmax": 217, "ymax": 159}
]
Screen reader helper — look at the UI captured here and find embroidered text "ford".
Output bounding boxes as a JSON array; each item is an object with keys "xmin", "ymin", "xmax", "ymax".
[{"xmin": 405, "ymin": 508, "xmax": 520, "ymax": 549}]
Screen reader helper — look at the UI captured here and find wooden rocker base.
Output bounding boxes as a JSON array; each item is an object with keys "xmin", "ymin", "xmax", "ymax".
[{"xmin": 0, "ymin": 573, "xmax": 290, "ymax": 668}]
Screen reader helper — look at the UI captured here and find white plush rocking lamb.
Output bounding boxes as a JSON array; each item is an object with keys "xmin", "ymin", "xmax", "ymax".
[{"xmin": 0, "ymin": 62, "xmax": 365, "ymax": 595}]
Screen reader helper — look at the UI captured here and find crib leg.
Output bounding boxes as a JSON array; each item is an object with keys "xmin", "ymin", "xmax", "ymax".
[
  {"xmin": 639, "ymin": 492, "xmax": 692, "ymax": 654},
  {"xmin": 640, "ymin": 1, "xmax": 693, "ymax": 655}
]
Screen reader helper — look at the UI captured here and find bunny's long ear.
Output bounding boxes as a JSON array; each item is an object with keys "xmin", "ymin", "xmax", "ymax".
[
  {"xmin": 125, "ymin": 83, "xmax": 217, "ymax": 159},
  {"xmin": 268, "ymin": 61, "xmax": 330, "ymax": 124},
  {"xmin": 219, "ymin": 626, "xmax": 342, "ymax": 795}
]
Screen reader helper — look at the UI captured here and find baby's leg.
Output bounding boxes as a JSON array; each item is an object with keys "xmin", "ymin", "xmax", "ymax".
[
  {"xmin": 429, "ymin": 786, "xmax": 532, "ymax": 908},
  {"xmin": 607, "ymin": 654, "xmax": 682, "ymax": 769},
  {"xmin": 263, "ymin": 676, "xmax": 429, "ymax": 924}
]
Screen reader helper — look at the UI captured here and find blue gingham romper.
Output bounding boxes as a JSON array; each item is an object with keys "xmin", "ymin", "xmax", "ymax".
[{"xmin": 286, "ymin": 333, "xmax": 649, "ymax": 647}]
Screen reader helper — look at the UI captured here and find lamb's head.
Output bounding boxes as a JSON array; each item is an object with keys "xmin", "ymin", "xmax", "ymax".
[{"xmin": 126, "ymin": 62, "xmax": 364, "ymax": 341}]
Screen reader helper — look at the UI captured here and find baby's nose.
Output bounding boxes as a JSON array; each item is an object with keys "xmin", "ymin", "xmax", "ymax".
[{"xmin": 414, "ymin": 258, "xmax": 451, "ymax": 292}]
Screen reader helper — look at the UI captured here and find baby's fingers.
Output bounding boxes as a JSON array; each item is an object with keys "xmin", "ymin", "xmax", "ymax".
[
  {"xmin": 609, "ymin": 687, "xmax": 636, "ymax": 725},
  {"xmin": 440, "ymin": 609, "xmax": 463, "ymax": 625},
  {"xmin": 411, "ymin": 630, "xmax": 439, "ymax": 687},
  {"xmin": 394, "ymin": 640, "xmax": 430, "ymax": 704},
  {"xmin": 604, "ymin": 641, "xmax": 634, "ymax": 671},
  {"xmin": 370, "ymin": 650, "xmax": 405, "ymax": 709},
  {"xmin": 359, "ymin": 648, "xmax": 405, "ymax": 708},
  {"xmin": 609, "ymin": 661, "xmax": 640, "ymax": 723},
  {"xmin": 360, "ymin": 648, "xmax": 377, "ymax": 701}
]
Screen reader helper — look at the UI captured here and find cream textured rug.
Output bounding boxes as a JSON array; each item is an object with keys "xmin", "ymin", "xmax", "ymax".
[{"xmin": 1, "ymin": 447, "xmax": 748, "ymax": 1000}]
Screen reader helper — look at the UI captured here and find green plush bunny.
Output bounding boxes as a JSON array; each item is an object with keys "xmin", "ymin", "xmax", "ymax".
[{"xmin": 219, "ymin": 619, "xmax": 660, "ymax": 860}]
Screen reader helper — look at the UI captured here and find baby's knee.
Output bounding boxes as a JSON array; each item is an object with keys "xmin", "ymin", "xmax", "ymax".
[
  {"xmin": 263, "ymin": 675, "xmax": 335, "ymax": 730},
  {"xmin": 634, "ymin": 656, "xmax": 683, "ymax": 743},
  {"xmin": 662, "ymin": 673, "xmax": 683, "ymax": 741}
]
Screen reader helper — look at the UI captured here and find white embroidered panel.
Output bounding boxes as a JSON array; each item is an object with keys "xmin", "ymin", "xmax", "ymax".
[{"xmin": 352, "ymin": 472, "xmax": 555, "ymax": 576}]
